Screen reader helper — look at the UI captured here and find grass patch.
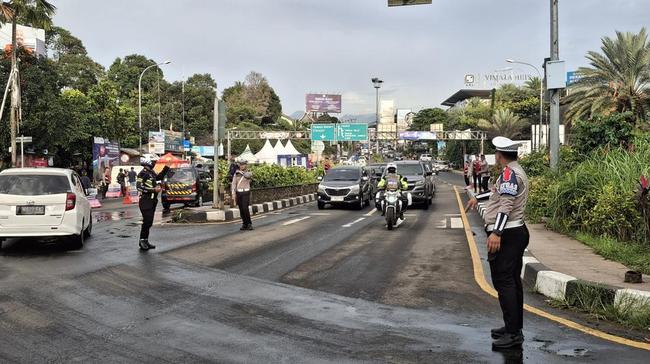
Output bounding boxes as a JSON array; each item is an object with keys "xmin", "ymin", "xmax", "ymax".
[
  {"xmin": 548, "ymin": 283, "xmax": 650, "ymax": 331},
  {"xmin": 575, "ymin": 233, "xmax": 650, "ymax": 274}
]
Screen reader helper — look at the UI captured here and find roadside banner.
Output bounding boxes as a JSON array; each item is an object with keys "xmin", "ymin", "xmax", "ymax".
[{"xmin": 92, "ymin": 137, "xmax": 120, "ymax": 184}]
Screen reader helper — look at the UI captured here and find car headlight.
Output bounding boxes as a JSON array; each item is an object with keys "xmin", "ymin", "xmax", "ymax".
[
  {"xmin": 415, "ymin": 180, "xmax": 425, "ymax": 187},
  {"xmin": 318, "ymin": 185, "xmax": 326, "ymax": 193},
  {"xmin": 349, "ymin": 185, "xmax": 360, "ymax": 193}
]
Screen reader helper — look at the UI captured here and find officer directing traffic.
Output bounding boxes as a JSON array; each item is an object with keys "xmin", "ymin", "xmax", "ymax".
[
  {"xmin": 136, "ymin": 156, "xmax": 169, "ymax": 251},
  {"xmin": 465, "ymin": 136, "xmax": 529, "ymax": 349}
]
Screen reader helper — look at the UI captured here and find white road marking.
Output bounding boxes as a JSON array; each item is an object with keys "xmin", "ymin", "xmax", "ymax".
[
  {"xmin": 309, "ymin": 212, "xmax": 331, "ymax": 216},
  {"xmin": 343, "ymin": 218, "xmax": 365, "ymax": 227},
  {"xmin": 450, "ymin": 217, "xmax": 464, "ymax": 229},
  {"xmin": 282, "ymin": 216, "xmax": 311, "ymax": 226},
  {"xmin": 364, "ymin": 209, "xmax": 377, "ymax": 216}
]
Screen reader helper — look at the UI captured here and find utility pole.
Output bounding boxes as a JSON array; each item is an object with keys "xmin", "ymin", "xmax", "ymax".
[
  {"xmin": 9, "ymin": 19, "xmax": 18, "ymax": 167},
  {"xmin": 212, "ymin": 87, "xmax": 222, "ymax": 209},
  {"xmin": 549, "ymin": 0, "xmax": 560, "ymax": 170},
  {"xmin": 372, "ymin": 77, "xmax": 383, "ymax": 156}
]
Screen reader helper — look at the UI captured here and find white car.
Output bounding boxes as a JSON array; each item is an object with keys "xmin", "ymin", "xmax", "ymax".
[
  {"xmin": 0, "ymin": 168, "xmax": 92, "ymax": 249},
  {"xmin": 433, "ymin": 160, "xmax": 450, "ymax": 172},
  {"xmin": 419, "ymin": 154, "xmax": 433, "ymax": 162}
]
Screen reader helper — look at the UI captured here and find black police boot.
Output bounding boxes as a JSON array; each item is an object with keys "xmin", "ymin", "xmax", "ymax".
[
  {"xmin": 492, "ymin": 331, "xmax": 524, "ymax": 349},
  {"xmin": 240, "ymin": 225, "xmax": 247, "ymax": 231},
  {"xmin": 139, "ymin": 239, "xmax": 150, "ymax": 251},
  {"xmin": 245, "ymin": 225, "xmax": 254, "ymax": 231},
  {"xmin": 146, "ymin": 241, "xmax": 156, "ymax": 249},
  {"xmin": 491, "ymin": 326, "xmax": 507, "ymax": 339}
]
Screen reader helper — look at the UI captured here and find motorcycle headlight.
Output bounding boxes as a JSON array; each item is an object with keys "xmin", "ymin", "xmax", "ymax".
[{"xmin": 386, "ymin": 194, "xmax": 398, "ymax": 203}]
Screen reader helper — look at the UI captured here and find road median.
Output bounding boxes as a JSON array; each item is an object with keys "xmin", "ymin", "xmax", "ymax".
[{"xmin": 171, "ymin": 194, "xmax": 317, "ymax": 223}]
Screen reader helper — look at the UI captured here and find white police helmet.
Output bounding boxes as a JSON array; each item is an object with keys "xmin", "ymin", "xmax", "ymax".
[
  {"xmin": 140, "ymin": 155, "xmax": 155, "ymax": 168},
  {"xmin": 386, "ymin": 163, "xmax": 397, "ymax": 172}
]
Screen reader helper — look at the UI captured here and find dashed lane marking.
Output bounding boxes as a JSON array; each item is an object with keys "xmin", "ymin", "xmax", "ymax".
[
  {"xmin": 453, "ymin": 186, "xmax": 650, "ymax": 352},
  {"xmin": 342, "ymin": 218, "xmax": 365, "ymax": 228},
  {"xmin": 309, "ymin": 213, "xmax": 331, "ymax": 216},
  {"xmin": 282, "ymin": 216, "xmax": 311, "ymax": 226},
  {"xmin": 364, "ymin": 209, "xmax": 377, "ymax": 217}
]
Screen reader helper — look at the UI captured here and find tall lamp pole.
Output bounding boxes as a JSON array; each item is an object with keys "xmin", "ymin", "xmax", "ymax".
[
  {"xmin": 507, "ymin": 59, "xmax": 544, "ymax": 152},
  {"xmin": 371, "ymin": 77, "xmax": 383, "ymax": 155},
  {"xmin": 138, "ymin": 60, "xmax": 171, "ymax": 154},
  {"xmin": 549, "ymin": 0, "xmax": 560, "ymax": 170}
]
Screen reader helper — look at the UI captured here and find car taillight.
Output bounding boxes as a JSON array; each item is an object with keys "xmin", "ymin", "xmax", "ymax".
[
  {"xmin": 65, "ymin": 192, "xmax": 76, "ymax": 211},
  {"xmin": 191, "ymin": 182, "xmax": 197, "ymax": 192}
]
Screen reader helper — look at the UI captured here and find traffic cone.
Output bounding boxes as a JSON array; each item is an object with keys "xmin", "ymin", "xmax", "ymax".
[{"xmin": 123, "ymin": 193, "xmax": 132, "ymax": 205}]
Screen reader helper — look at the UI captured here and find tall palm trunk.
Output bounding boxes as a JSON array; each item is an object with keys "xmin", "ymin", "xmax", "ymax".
[{"xmin": 9, "ymin": 16, "xmax": 18, "ymax": 167}]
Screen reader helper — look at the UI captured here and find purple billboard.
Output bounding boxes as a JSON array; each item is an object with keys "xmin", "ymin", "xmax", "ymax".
[{"xmin": 306, "ymin": 94, "xmax": 342, "ymax": 113}]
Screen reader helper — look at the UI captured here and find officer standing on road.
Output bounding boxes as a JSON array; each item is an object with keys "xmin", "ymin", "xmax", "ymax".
[
  {"xmin": 136, "ymin": 156, "xmax": 169, "ymax": 250},
  {"xmin": 232, "ymin": 160, "xmax": 253, "ymax": 231},
  {"xmin": 465, "ymin": 137, "xmax": 529, "ymax": 349}
]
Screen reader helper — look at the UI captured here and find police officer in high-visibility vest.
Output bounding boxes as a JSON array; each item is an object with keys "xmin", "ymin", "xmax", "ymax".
[
  {"xmin": 136, "ymin": 156, "xmax": 169, "ymax": 251},
  {"xmin": 465, "ymin": 137, "xmax": 529, "ymax": 349}
]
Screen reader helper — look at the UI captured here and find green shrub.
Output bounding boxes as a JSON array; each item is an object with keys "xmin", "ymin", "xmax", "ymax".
[
  {"xmin": 525, "ymin": 175, "xmax": 556, "ymax": 222},
  {"xmin": 571, "ymin": 112, "xmax": 635, "ymax": 156},
  {"xmin": 215, "ymin": 161, "xmax": 317, "ymax": 189},
  {"xmin": 584, "ymin": 184, "xmax": 641, "ymax": 242}
]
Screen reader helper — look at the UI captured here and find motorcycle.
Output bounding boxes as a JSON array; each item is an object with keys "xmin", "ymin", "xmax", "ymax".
[{"xmin": 383, "ymin": 190, "xmax": 402, "ymax": 230}]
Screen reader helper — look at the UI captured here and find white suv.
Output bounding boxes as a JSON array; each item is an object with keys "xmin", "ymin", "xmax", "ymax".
[
  {"xmin": 0, "ymin": 168, "xmax": 92, "ymax": 249},
  {"xmin": 419, "ymin": 154, "xmax": 433, "ymax": 162}
]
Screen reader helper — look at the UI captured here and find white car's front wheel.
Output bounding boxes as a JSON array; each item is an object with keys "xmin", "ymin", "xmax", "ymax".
[{"xmin": 83, "ymin": 216, "xmax": 93, "ymax": 238}]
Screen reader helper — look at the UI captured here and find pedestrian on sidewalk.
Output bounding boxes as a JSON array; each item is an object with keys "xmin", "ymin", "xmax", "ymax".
[
  {"xmin": 227, "ymin": 155, "xmax": 239, "ymax": 207},
  {"xmin": 101, "ymin": 167, "xmax": 111, "ymax": 199},
  {"xmin": 136, "ymin": 156, "xmax": 170, "ymax": 251},
  {"xmin": 479, "ymin": 154, "xmax": 489, "ymax": 193},
  {"xmin": 80, "ymin": 170, "xmax": 92, "ymax": 194},
  {"xmin": 463, "ymin": 159, "xmax": 471, "ymax": 187},
  {"xmin": 472, "ymin": 155, "xmax": 481, "ymax": 193},
  {"xmin": 127, "ymin": 167, "xmax": 137, "ymax": 189},
  {"xmin": 232, "ymin": 160, "xmax": 253, "ymax": 231},
  {"xmin": 117, "ymin": 169, "xmax": 126, "ymax": 197},
  {"xmin": 465, "ymin": 137, "xmax": 529, "ymax": 350}
]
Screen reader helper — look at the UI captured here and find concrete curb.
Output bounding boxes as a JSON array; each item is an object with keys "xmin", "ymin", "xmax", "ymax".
[
  {"xmin": 173, "ymin": 194, "xmax": 317, "ymax": 223},
  {"xmin": 521, "ymin": 249, "xmax": 650, "ymax": 308}
]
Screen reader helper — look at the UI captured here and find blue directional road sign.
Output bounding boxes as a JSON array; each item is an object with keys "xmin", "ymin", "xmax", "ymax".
[
  {"xmin": 311, "ymin": 124, "xmax": 336, "ymax": 141},
  {"xmin": 311, "ymin": 123, "xmax": 368, "ymax": 141},
  {"xmin": 337, "ymin": 123, "xmax": 368, "ymax": 141}
]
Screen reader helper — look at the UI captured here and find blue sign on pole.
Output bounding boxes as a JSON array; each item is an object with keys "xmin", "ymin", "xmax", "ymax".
[
  {"xmin": 566, "ymin": 71, "xmax": 581, "ymax": 86},
  {"xmin": 311, "ymin": 123, "xmax": 368, "ymax": 141},
  {"xmin": 311, "ymin": 124, "xmax": 336, "ymax": 141},
  {"xmin": 183, "ymin": 140, "xmax": 191, "ymax": 149}
]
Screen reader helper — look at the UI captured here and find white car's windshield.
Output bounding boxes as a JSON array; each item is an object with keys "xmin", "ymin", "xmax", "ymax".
[{"xmin": 0, "ymin": 175, "xmax": 71, "ymax": 195}]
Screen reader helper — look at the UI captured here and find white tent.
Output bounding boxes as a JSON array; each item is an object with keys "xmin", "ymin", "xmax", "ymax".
[
  {"xmin": 237, "ymin": 144, "xmax": 259, "ymax": 164},
  {"xmin": 283, "ymin": 140, "xmax": 302, "ymax": 156},
  {"xmin": 255, "ymin": 139, "xmax": 277, "ymax": 164},
  {"xmin": 273, "ymin": 140, "xmax": 287, "ymax": 156}
]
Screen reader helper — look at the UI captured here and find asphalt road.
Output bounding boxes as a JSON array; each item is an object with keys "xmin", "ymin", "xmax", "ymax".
[{"xmin": 0, "ymin": 176, "xmax": 648, "ymax": 363}]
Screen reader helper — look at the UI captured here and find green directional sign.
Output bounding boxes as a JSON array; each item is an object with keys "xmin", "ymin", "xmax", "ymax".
[
  {"xmin": 311, "ymin": 123, "xmax": 368, "ymax": 141},
  {"xmin": 311, "ymin": 124, "xmax": 335, "ymax": 141},
  {"xmin": 337, "ymin": 123, "xmax": 368, "ymax": 141}
]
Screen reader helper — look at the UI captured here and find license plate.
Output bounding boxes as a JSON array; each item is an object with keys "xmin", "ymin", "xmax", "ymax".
[
  {"xmin": 331, "ymin": 196, "xmax": 345, "ymax": 202},
  {"xmin": 16, "ymin": 205, "xmax": 45, "ymax": 215}
]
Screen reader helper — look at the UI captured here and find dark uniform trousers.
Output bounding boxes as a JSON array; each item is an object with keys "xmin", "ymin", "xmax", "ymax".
[
  {"xmin": 139, "ymin": 196, "xmax": 157, "ymax": 240},
  {"xmin": 489, "ymin": 225, "xmax": 530, "ymax": 333},
  {"xmin": 236, "ymin": 191, "xmax": 252, "ymax": 226}
]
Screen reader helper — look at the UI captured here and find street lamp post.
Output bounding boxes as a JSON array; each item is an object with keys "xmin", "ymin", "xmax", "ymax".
[
  {"xmin": 371, "ymin": 77, "xmax": 383, "ymax": 155},
  {"xmin": 138, "ymin": 60, "xmax": 171, "ymax": 154},
  {"xmin": 507, "ymin": 59, "xmax": 544, "ymax": 152}
]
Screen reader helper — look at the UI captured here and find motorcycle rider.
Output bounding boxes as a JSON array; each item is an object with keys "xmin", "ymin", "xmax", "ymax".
[
  {"xmin": 377, "ymin": 163, "xmax": 409, "ymax": 220},
  {"xmin": 136, "ymin": 156, "xmax": 169, "ymax": 251}
]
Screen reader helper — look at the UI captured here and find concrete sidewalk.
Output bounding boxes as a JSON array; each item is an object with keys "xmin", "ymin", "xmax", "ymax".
[{"xmin": 527, "ymin": 224, "xmax": 650, "ymax": 292}]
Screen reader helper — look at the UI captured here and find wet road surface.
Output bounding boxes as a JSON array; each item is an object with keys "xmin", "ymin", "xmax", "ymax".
[{"xmin": 0, "ymin": 177, "xmax": 648, "ymax": 363}]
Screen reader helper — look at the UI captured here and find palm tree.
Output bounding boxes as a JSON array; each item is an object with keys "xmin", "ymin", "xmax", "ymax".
[
  {"xmin": 478, "ymin": 108, "xmax": 528, "ymax": 139},
  {"xmin": 565, "ymin": 28, "xmax": 650, "ymax": 124},
  {"xmin": 0, "ymin": 0, "xmax": 56, "ymax": 166},
  {"xmin": 524, "ymin": 77, "xmax": 542, "ymax": 94}
]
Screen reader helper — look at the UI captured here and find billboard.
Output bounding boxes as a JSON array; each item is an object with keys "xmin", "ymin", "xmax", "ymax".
[
  {"xmin": 306, "ymin": 94, "xmax": 342, "ymax": 113},
  {"xmin": 148, "ymin": 131, "xmax": 165, "ymax": 154},
  {"xmin": 0, "ymin": 23, "xmax": 46, "ymax": 57},
  {"xmin": 388, "ymin": 0, "xmax": 432, "ymax": 6},
  {"xmin": 399, "ymin": 131, "xmax": 437, "ymax": 140},
  {"xmin": 380, "ymin": 100, "xmax": 395, "ymax": 124},
  {"xmin": 92, "ymin": 137, "xmax": 120, "ymax": 183},
  {"xmin": 164, "ymin": 131, "xmax": 184, "ymax": 153}
]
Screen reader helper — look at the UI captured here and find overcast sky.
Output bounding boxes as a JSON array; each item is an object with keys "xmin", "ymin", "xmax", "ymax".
[{"xmin": 52, "ymin": 0, "xmax": 649, "ymax": 115}]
